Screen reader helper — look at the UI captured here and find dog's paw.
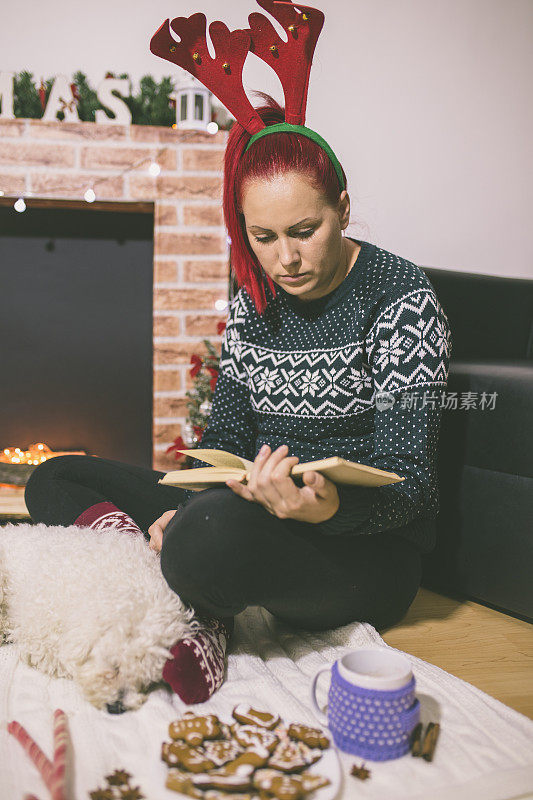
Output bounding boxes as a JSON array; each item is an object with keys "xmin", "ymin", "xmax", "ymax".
[{"xmin": 119, "ymin": 688, "xmax": 147, "ymax": 712}]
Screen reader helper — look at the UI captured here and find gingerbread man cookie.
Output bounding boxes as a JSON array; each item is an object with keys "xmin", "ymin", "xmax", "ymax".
[
  {"xmin": 169, "ymin": 711, "xmax": 221, "ymax": 747},
  {"xmin": 161, "ymin": 740, "xmax": 190, "ymax": 767}
]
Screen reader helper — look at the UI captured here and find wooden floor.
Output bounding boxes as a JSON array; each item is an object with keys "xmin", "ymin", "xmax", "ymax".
[{"xmin": 381, "ymin": 587, "xmax": 533, "ymax": 719}]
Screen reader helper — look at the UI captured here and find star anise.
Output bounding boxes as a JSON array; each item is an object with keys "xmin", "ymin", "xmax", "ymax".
[
  {"xmin": 351, "ymin": 761, "xmax": 371, "ymax": 780},
  {"xmin": 120, "ymin": 787, "xmax": 145, "ymax": 800},
  {"xmin": 89, "ymin": 790, "xmax": 115, "ymax": 800},
  {"xmin": 106, "ymin": 769, "xmax": 132, "ymax": 786}
]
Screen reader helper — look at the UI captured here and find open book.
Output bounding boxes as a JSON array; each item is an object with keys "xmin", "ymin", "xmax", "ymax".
[{"xmin": 158, "ymin": 449, "xmax": 405, "ymax": 491}]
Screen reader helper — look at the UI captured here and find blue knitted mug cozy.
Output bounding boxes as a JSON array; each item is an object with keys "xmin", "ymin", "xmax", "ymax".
[{"xmin": 328, "ymin": 661, "xmax": 420, "ymax": 760}]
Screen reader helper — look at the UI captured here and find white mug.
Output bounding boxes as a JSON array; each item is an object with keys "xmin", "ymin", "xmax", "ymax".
[
  {"xmin": 338, "ymin": 647, "xmax": 413, "ymax": 690},
  {"xmin": 310, "ymin": 647, "xmax": 419, "ymax": 760}
]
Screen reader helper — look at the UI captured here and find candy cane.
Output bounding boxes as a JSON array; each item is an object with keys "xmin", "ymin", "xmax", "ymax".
[
  {"xmin": 50, "ymin": 710, "xmax": 68, "ymax": 800},
  {"xmin": 7, "ymin": 709, "xmax": 69, "ymax": 800},
  {"xmin": 7, "ymin": 720, "xmax": 54, "ymax": 787}
]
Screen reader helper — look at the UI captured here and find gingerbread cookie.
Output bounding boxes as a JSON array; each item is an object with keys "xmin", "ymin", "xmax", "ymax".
[
  {"xmin": 165, "ymin": 768, "xmax": 203, "ymax": 798},
  {"xmin": 169, "ymin": 711, "xmax": 221, "ymax": 747},
  {"xmin": 175, "ymin": 746, "xmax": 216, "ymax": 773},
  {"xmin": 203, "ymin": 739, "xmax": 243, "ymax": 767},
  {"xmin": 234, "ymin": 724, "xmax": 279, "ymax": 754},
  {"xmin": 253, "ymin": 769, "xmax": 306, "ymax": 800},
  {"xmin": 223, "ymin": 750, "xmax": 270, "ymax": 771},
  {"xmin": 268, "ymin": 740, "xmax": 321, "ymax": 773},
  {"xmin": 161, "ymin": 740, "xmax": 190, "ymax": 767},
  {"xmin": 232, "ymin": 704, "xmax": 280, "ymax": 730},
  {"xmin": 191, "ymin": 762, "xmax": 255, "ymax": 792},
  {"xmin": 254, "ymin": 768, "xmax": 330, "ymax": 800},
  {"xmin": 219, "ymin": 722, "xmax": 233, "ymax": 740},
  {"xmin": 287, "ymin": 723, "xmax": 330, "ymax": 750},
  {"xmin": 300, "ymin": 771, "xmax": 331, "ymax": 792},
  {"xmin": 204, "ymin": 793, "xmax": 254, "ymax": 800}
]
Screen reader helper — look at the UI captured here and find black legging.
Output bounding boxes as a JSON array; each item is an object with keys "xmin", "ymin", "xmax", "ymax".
[{"xmin": 24, "ymin": 454, "xmax": 421, "ymax": 632}]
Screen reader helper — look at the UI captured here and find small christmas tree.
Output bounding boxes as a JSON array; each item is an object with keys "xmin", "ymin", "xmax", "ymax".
[{"xmin": 166, "ymin": 323, "xmax": 226, "ymax": 466}]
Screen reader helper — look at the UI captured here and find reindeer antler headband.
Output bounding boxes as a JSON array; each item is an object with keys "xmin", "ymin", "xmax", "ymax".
[{"xmin": 149, "ymin": 0, "xmax": 346, "ymax": 190}]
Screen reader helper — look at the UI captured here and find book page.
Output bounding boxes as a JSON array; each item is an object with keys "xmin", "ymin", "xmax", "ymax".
[
  {"xmin": 176, "ymin": 449, "xmax": 254, "ymax": 470},
  {"xmin": 291, "ymin": 457, "xmax": 403, "ymax": 487}
]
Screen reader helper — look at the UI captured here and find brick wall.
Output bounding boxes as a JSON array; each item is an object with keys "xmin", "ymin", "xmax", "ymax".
[{"xmin": 0, "ymin": 118, "xmax": 230, "ymax": 471}]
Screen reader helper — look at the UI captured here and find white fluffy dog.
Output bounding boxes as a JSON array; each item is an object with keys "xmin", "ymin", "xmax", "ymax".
[{"xmin": 0, "ymin": 522, "xmax": 196, "ymax": 712}]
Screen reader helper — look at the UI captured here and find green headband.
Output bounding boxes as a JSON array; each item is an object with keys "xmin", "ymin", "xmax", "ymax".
[{"xmin": 244, "ymin": 123, "xmax": 346, "ymax": 191}]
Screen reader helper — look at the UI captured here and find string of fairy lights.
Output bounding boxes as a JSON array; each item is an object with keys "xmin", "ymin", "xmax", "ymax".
[{"xmin": 0, "ymin": 121, "xmax": 221, "ymax": 212}]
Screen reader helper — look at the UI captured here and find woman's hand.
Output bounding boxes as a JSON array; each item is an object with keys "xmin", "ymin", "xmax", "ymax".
[
  {"xmin": 225, "ymin": 444, "xmax": 340, "ymax": 524},
  {"xmin": 147, "ymin": 509, "xmax": 179, "ymax": 553}
]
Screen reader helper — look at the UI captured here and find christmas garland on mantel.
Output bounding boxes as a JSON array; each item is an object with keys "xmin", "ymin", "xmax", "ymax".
[{"xmin": 11, "ymin": 70, "xmax": 231, "ymax": 128}]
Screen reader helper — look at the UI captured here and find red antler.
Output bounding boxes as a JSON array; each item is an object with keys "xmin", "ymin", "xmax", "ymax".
[
  {"xmin": 247, "ymin": 1, "xmax": 324, "ymax": 125},
  {"xmin": 150, "ymin": 13, "xmax": 266, "ymax": 135}
]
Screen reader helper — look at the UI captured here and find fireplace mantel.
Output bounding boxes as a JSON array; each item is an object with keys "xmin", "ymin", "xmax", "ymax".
[{"xmin": 0, "ymin": 117, "xmax": 230, "ymax": 471}]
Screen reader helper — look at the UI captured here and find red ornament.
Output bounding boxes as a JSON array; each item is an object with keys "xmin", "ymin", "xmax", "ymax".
[
  {"xmin": 189, "ymin": 353, "xmax": 203, "ymax": 378},
  {"xmin": 216, "ymin": 320, "xmax": 227, "ymax": 335},
  {"xmin": 207, "ymin": 367, "xmax": 218, "ymax": 392},
  {"xmin": 193, "ymin": 425, "xmax": 204, "ymax": 443},
  {"xmin": 165, "ymin": 435, "xmax": 188, "ymax": 462}
]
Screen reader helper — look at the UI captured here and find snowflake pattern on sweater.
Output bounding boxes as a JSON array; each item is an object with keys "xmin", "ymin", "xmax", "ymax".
[{"xmin": 182, "ymin": 240, "xmax": 452, "ymax": 552}]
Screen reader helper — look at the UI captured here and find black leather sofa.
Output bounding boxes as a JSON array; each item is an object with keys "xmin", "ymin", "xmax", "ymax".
[{"xmin": 419, "ymin": 266, "xmax": 533, "ymax": 622}]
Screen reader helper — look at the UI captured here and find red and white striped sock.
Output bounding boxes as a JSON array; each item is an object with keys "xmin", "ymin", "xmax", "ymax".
[
  {"xmin": 73, "ymin": 501, "xmax": 143, "ymax": 536},
  {"xmin": 162, "ymin": 615, "xmax": 232, "ymax": 704}
]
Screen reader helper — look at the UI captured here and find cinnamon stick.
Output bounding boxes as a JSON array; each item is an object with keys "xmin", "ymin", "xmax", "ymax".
[
  {"xmin": 410, "ymin": 722, "xmax": 424, "ymax": 757},
  {"xmin": 421, "ymin": 722, "xmax": 440, "ymax": 762}
]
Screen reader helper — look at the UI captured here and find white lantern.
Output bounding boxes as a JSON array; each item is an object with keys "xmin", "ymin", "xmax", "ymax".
[{"xmin": 170, "ymin": 73, "xmax": 212, "ymax": 131}]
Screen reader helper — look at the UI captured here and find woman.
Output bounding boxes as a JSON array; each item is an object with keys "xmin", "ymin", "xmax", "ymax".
[{"xmin": 24, "ymin": 96, "xmax": 452, "ymax": 706}]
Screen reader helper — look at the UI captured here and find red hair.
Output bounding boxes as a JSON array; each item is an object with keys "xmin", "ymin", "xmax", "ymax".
[{"xmin": 223, "ymin": 93, "xmax": 347, "ymax": 316}]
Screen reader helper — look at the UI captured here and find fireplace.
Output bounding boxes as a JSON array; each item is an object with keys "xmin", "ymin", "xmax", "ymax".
[
  {"xmin": 0, "ymin": 117, "xmax": 229, "ymax": 476},
  {"xmin": 0, "ymin": 204, "xmax": 154, "ymax": 467}
]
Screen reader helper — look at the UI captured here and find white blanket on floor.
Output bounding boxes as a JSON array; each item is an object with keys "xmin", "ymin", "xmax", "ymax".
[{"xmin": 1, "ymin": 606, "xmax": 532, "ymax": 800}]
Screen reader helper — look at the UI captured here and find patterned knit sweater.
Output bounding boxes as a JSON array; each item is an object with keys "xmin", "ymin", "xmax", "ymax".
[{"xmin": 182, "ymin": 239, "xmax": 453, "ymax": 553}]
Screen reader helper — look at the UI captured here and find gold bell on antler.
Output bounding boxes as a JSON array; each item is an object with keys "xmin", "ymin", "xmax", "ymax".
[
  {"xmin": 169, "ymin": 45, "xmax": 176, "ymax": 53},
  {"xmin": 302, "ymin": 12, "xmax": 309, "ymax": 21},
  {"xmin": 192, "ymin": 51, "xmax": 201, "ymax": 62},
  {"xmin": 222, "ymin": 61, "xmax": 231, "ymax": 72},
  {"xmin": 288, "ymin": 24, "xmax": 296, "ymax": 33},
  {"xmin": 270, "ymin": 44, "xmax": 278, "ymax": 54}
]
